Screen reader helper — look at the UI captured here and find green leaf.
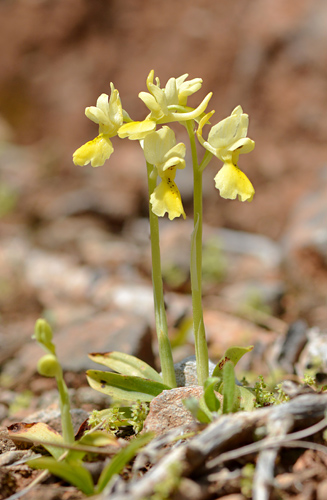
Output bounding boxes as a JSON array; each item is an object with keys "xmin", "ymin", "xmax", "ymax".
[
  {"xmin": 7, "ymin": 422, "xmax": 64, "ymax": 460},
  {"xmin": 88, "ymin": 351, "xmax": 163, "ymax": 383},
  {"xmin": 67, "ymin": 431, "xmax": 119, "ymax": 462},
  {"xmin": 238, "ymin": 386, "xmax": 256, "ymax": 411},
  {"xmin": 28, "ymin": 457, "xmax": 94, "ymax": 495},
  {"xmin": 183, "ymin": 397, "xmax": 212, "ymax": 424},
  {"xmin": 86, "ymin": 371, "xmax": 170, "ymax": 402},
  {"xmin": 203, "ymin": 377, "xmax": 221, "ymax": 412},
  {"xmin": 213, "ymin": 345, "xmax": 254, "ymax": 378},
  {"xmin": 222, "ymin": 361, "xmax": 236, "ymax": 414},
  {"xmin": 96, "ymin": 433, "xmax": 153, "ymax": 493}
]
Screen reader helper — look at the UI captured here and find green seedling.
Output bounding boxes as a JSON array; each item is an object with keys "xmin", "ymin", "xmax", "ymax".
[{"xmin": 10, "ymin": 319, "xmax": 153, "ymax": 495}]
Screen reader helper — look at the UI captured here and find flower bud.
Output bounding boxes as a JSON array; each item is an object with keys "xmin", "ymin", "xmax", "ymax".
[
  {"xmin": 33, "ymin": 319, "xmax": 56, "ymax": 354},
  {"xmin": 37, "ymin": 354, "xmax": 61, "ymax": 378}
]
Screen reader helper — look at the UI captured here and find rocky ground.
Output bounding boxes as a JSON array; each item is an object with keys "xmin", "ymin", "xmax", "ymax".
[{"xmin": 1, "ymin": 0, "xmax": 327, "ymax": 499}]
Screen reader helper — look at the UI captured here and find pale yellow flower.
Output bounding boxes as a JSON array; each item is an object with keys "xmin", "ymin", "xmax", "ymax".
[
  {"xmin": 118, "ymin": 71, "xmax": 212, "ymax": 140},
  {"xmin": 73, "ymin": 83, "xmax": 123, "ymax": 167},
  {"xmin": 197, "ymin": 106, "xmax": 255, "ymax": 201},
  {"xmin": 141, "ymin": 70, "xmax": 212, "ymax": 122},
  {"xmin": 144, "ymin": 127, "xmax": 186, "ymax": 220}
]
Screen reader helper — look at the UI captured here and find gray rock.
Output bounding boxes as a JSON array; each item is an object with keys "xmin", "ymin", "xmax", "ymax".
[{"xmin": 171, "ymin": 355, "xmax": 216, "ymax": 387}]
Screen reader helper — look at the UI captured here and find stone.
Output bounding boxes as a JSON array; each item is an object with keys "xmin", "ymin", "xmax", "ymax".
[
  {"xmin": 173, "ymin": 355, "xmax": 216, "ymax": 387},
  {"xmin": 142, "ymin": 386, "xmax": 209, "ymax": 436}
]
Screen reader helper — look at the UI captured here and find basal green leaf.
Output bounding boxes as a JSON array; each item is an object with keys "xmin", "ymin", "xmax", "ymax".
[
  {"xmin": 88, "ymin": 351, "xmax": 162, "ymax": 383},
  {"xmin": 183, "ymin": 397, "xmax": 212, "ymax": 424},
  {"xmin": 222, "ymin": 361, "xmax": 236, "ymax": 414},
  {"xmin": 86, "ymin": 371, "xmax": 170, "ymax": 402},
  {"xmin": 96, "ymin": 433, "xmax": 153, "ymax": 493},
  {"xmin": 213, "ymin": 345, "xmax": 254, "ymax": 378},
  {"xmin": 7, "ymin": 422, "xmax": 64, "ymax": 460},
  {"xmin": 67, "ymin": 431, "xmax": 119, "ymax": 462},
  {"xmin": 238, "ymin": 386, "xmax": 256, "ymax": 411},
  {"xmin": 28, "ymin": 457, "xmax": 94, "ymax": 495},
  {"xmin": 203, "ymin": 377, "xmax": 221, "ymax": 412}
]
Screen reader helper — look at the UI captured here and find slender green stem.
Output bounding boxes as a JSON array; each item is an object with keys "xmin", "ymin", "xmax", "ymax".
[
  {"xmin": 186, "ymin": 120, "xmax": 209, "ymax": 386},
  {"xmin": 146, "ymin": 162, "xmax": 177, "ymax": 388},
  {"xmin": 56, "ymin": 374, "xmax": 75, "ymax": 444}
]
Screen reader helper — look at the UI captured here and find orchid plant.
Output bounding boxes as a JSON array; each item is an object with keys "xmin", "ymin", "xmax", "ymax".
[{"xmin": 73, "ymin": 70, "xmax": 255, "ymax": 392}]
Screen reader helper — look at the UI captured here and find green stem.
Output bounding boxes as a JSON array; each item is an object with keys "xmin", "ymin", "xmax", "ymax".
[
  {"xmin": 56, "ymin": 374, "xmax": 75, "ymax": 444},
  {"xmin": 186, "ymin": 120, "xmax": 209, "ymax": 386},
  {"xmin": 146, "ymin": 162, "xmax": 177, "ymax": 388}
]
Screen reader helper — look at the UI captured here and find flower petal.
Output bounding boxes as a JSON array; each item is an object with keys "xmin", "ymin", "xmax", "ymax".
[
  {"xmin": 164, "ymin": 78, "xmax": 179, "ymax": 106},
  {"xmin": 157, "ymin": 92, "xmax": 212, "ymax": 123},
  {"xmin": 228, "ymin": 137, "xmax": 255, "ymax": 154},
  {"xmin": 214, "ymin": 161, "xmax": 255, "ymax": 202},
  {"xmin": 159, "ymin": 156, "xmax": 185, "ymax": 172},
  {"xmin": 139, "ymin": 92, "xmax": 163, "ymax": 116},
  {"xmin": 150, "ymin": 177, "xmax": 186, "ymax": 220},
  {"xmin": 208, "ymin": 110, "xmax": 249, "ymax": 149},
  {"xmin": 85, "ymin": 105, "xmax": 109, "ymax": 126},
  {"xmin": 118, "ymin": 119, "xmax": 156, "ymax": 140},
  {"xmin": 108, "ymin": 83, "xmax": 123, "ymax": 130},
  {"xmin": 178, "ymin": 77, "xmax": 202, "ymax": 105},
  {"xmin": 96, "ymin": 93, "xmax": 110, "ymax": 116},
  {"xmin": 143, "ymin": 126, "xmax": 176, "ymax": 165},
  {"xmin": 73, "ymin": 134, "xmax": 114, "ymax": 167},
  {"xmin": 162, "ymin": 142, "xmax": 186, "ymax": 163}
]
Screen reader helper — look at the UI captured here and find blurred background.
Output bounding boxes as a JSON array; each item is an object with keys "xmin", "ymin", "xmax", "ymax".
[{"xmin": 1, "ymin": 0, "xmax": 327, "ymax": 381}]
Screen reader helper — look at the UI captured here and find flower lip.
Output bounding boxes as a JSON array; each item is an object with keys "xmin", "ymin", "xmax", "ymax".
[
  {"xmin": 73, "ymin": 134, "xmax": 114, "ymax": 167},
  {"xmin": 214, "ymin": 161, "xmax": 255, "ymax": 202}
]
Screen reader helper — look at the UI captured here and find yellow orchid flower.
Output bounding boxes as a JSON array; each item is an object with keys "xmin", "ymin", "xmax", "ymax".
[
  {"xmin": 142, "ymin": 70, "xmax": 212, "ymax": 123},
  {"xmin": 197, "ymin": 106, "xmax": 255, "ymax": 201},
  {"xmin": 144, "ymin": 127, "xmax": 186, "ymax": 220},
  {"xmin": 73, "ymin": 83, "xmax": 123, "ymax": 167},
  {"xmin": 118, "ymin": 71, "xmax": 212, "ymax": 140},
  {"xmin": 140, "ymin": 70, "xmax": 205, "ymax": 119}
]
